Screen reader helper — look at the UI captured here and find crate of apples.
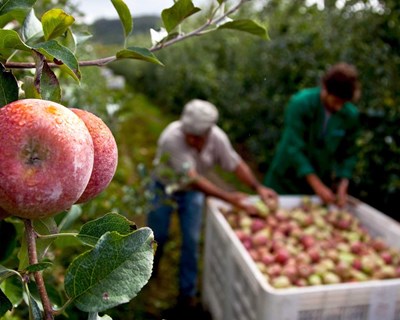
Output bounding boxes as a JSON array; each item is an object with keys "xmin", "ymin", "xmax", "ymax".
[{"xmin": 220, "ymin": 197, "xmax": 400, "ymax": 289}]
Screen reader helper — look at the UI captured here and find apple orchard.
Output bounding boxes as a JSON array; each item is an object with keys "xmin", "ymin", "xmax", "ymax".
[{"xmin": 0, "ymin": 1, "xmax": 269, "ymax": 319}]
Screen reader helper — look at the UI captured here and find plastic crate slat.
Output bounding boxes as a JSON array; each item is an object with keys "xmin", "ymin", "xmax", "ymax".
[{"xmin": 202, "ymin": 196, "xmax": 400, "ymax": 320}]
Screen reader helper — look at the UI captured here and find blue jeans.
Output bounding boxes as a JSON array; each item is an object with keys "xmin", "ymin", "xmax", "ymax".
[{"xmin": 147, "ymin": 180, "xmax": 205, "ymax": 298}]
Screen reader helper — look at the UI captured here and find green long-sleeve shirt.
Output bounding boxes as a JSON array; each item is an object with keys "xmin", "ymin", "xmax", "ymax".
[{"xmin": 264, "ymin": 87, "xmax": 360, "ymax": 194}]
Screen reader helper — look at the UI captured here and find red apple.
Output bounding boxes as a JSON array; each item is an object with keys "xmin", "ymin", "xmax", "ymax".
[
  {"xmin": 260, "ymin": 252, "xmax": 275, "ymax": 266},
  {"xmin": 380, "ymin": 251, "xmax": 393, "ymax": 264},
  {"xmin": 274, "ymin": 247, "xmax": 290, "ymax": 265},
  {"xmin": 282, "ymin": 264, "xmax": 298, "ymax": 282},
  {"xmin": 297, "ymin": 264, "xmax": 313, "ymax": 278},
  {"xmin": 300, "ymin": 234, "xmax": 315, "ymax": 249},
  {"xmin": 307, "ymin": 247, "xmax": 321, "ymax": 263},
  {"xmin": 251, "ymin": 218, "xmax": 266, "ymax": 233},
  {"xmin": 70, "ymin": 108, "xmax": 118, "ymax": 203},
  {"xmin": 266, "ymin": 263, "xmax": 282, "ymax": 277},
  {"xmin": 252, "ymin": 229, "xmax": 270, "ymax": 247},
  {"xmin": 0, "ymin": 99, "xmax": 94, "ymax": 218}
]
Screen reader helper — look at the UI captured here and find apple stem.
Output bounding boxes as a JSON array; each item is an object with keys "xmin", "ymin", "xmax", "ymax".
[{"xmin": 24, "ymin": 219, "xmax": 54, "ymax": 320}]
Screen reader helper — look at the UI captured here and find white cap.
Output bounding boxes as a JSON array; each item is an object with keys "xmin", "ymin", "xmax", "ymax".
[{"xmin": 181, "ymin": 99, "xmax": 219, "ymax": 135}]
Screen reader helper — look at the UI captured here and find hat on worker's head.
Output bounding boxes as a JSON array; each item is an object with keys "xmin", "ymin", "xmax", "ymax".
[{"xmin": 181, "ymin": 99, "xmax": 219, "ymax": 136}]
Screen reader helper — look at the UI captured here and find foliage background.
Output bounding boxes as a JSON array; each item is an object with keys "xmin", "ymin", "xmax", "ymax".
[{"xmin": 109, "ymin": 0, "xmax": 400, "ymax": 220}]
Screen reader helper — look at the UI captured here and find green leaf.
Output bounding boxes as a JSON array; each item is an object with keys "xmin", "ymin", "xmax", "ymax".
[
  {"xmin": 25, "ymin": 261, "xmax": 53, "ymax": 273},
  {"xmin": 74, "ymin": 31, "xmax": 93, "ymax": 46},
  {"xmin": 58, "ymin": 28, "xmax": 76, "ymax": 53},
  {"xmin": 0, "ymin": 29, "xmax": 31, "ymax": 51},
  {"xmin": 32, "ymin": 40, "xmax": 81, "ymax": 82},
  {"xmin": 0, "ymin": 276, "xmax": 23, "ymax": 307},
  {"xmin": 78, "ymin": 212, "xmax": 137, "ymax": 246},
  {"xmin": 217, "ymin": 19, "xmax": 269, "ymax": 39},
  {"xmin": 33, "ymin": 52, "xmax": 61, "ymax": 102},
  {"xmin": 161, "ymin": 0, "xmax": 201, "ymax": 33},
  {"xmin": 88, "ymin": 312, "xmax": 113, "ymax": 320},
  {"xmin": 0, "ymin": 265, "xmax": 17, "ymax": 282},
  {"xmin": 18, "ymin": 217, "xmax": 58, "ymax": 270},
  {"xmin": 0, "ymin": 0, "xmax": 37, "ymax": 15},
  {"xmin": 21, "ymin": 75, "xmax": 41, "ymax": 99},
  {"xmin": 41, "ymin": 8, "xmax": 75, "ymax": 41},
  {"xmin": 0, "ymin": 288, "xmax": 12, "ymax": 317},
  {"xmin": 0, "ymin": 63, "xmax": 19, "ymax": 108},
  {"xmin": 116, "ymin": 47, "xmax": 164, "ymax": 66},
  {"xmin": 65, "ymin": 228, "xmax": 155, "ymax": 313},
  {"xmin": 21, "ymin": 8, "xmax": 43, "ymax": 43},
  {"xmin": 0, "ymin": 0, "xmax": 37, "ymax": 27},
  {"xmin": 58, "ymin": 205, "xmax": 82, "ymax": 231},
  {"xmin": 111, "ymin": 0, "xmax": 133, "ymax": 39},
  {"xmin": 27, "ymin": 291, "xmax": 42, "ymax": 320}
]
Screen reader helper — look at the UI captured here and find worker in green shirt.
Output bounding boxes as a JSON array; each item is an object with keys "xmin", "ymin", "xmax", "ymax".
[{"xmin": 264, "ymin": 62, "xmax": 361, "ymax": 207}]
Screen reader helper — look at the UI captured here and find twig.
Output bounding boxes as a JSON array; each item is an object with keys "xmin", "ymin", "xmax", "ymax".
[
  {"xmin": 150, "ymin": 0, "xmax": 247, "ymax": 52},
  {"xmin": 24, "ymin": 219, "xmax": 54, "ymax": 320},
  {"xmin": 3, "ymin": 0, "xmax": 248, "ymax": 70}
]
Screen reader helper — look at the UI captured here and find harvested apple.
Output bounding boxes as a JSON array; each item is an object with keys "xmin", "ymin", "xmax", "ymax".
[
  {"xmin": 220, "ymin": 197, "xmax": 400, "ymax": 289},
  {"xmin": 0, "ymin": 99, "xmax": 97, "ymax": 219}
]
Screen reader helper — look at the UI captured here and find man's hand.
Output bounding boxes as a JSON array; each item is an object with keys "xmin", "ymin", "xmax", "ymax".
[
  {"xmin": 306, "ymin": 174, "xmax": 336, "ymax": 204},
  {"xmin": 256, "ymin": 185, "xmax": 278, "ymax": 205},
  {"xmin": 335, "ymin": 178, "xmax": 349, "ymax": 207},
  {"xmin": 315, "ymin": 184, "xmax": 336, "ymax": 204},
  {"xmin": 227, "ymin": 192, "xmax": 260, "ymax": 216}
]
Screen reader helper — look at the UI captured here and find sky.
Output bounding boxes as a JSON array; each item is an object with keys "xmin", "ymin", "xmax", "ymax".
[{"xmin": 72, "ymin": 0, "xmax": 209, "ymax": 23}]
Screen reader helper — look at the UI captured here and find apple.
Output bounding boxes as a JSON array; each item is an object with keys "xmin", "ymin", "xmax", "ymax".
[
  {"xmin": 270, "ymin": 275, "xmax": 291, "ymax": 288},
  {"xmin": 297, "ymin": 264, "xmax": 313, "ymax": 278},
  {"xmin": 308, "ymin": 274, "xmax": 322, "ymax": 286},
  {"xmin": 248, "ymin": 249, "xmax": 260, "ymax": 262},
  {"xmin": 70, "ymin": 108, "xmax": 118, "ymax": 204},
  {"xmin": 307, "ymin": 247, "xmax": 321, "ymax": 263},
  {"xmin": 281, "ymin": 264, "xmax": 298, "ymax": 282},
  {"xmin": 294, "ymin": 278, "xmax": 308, "ymax": 287},
  {"xmin": 274, "ymin": 247, "xmax": 290, "ymax": 265},
  {"xmin": 265, "ymin": 198, "xmax": 278, "ymax": 212},
  {"xmin": 369, "ymin": 237, "xmax": 387, "ymax": 252},
  {"xmin": 360, "ymin": 255, "xmax": 377, "ymax": 274},
  {"xmin": 238, "ymin": 215, "xmax": 253, "ymax": 230},
  {"xmin": 260, "ymin": 252, "xmax": 275, "ymax": 266},
  {"xmin": 380, "ymin": 250, "xmax": 393, "ymax": 264},
  {"xmin": 254, "ymin": 200, "xmax": 270, "ymax": 217},
  {"xmin": 0, "ymin": 99, "xmax": 94, "ymax": 218},
  {"xmin": 336, "ymin": 260, "xmax": 352, "ymax": 280},
  {"xmin": 350, "ymin": 241, "xmax": 364, "ymax": 254},
  {"xmin": 266, "ymin": 263, "xmax": 282, "ymax": 277},
  {"xmin": 235, "ymin": 229, "xmax": 251, "ymax": 243},
  {"xmin": 300, "ymin": 234, "xmax": 315, "ymax": 249},
  {"xmin": 275, "ymin": 208, "xmax": 289, "ymax": 221},
  {"xmin": 322, "ymin": 272, "xmax": 341, "ymax": 284},
  {"xmin": 252, "ymin": 229, "xmax": 270, "ymax": 247},
  {"xmin": 251, "ymin": 218, "xmax": 266, "ymax": 233}
]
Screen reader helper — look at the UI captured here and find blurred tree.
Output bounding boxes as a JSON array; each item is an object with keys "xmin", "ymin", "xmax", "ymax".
[{"xmin": 113, "ymin": 0, "xmax": 400, "ymax": 219}]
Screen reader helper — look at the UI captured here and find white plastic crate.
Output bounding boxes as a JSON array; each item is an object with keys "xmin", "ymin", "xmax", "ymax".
[{"xmin": 202, "ymin": 196, "xmax": 400, "ymax": 320}]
